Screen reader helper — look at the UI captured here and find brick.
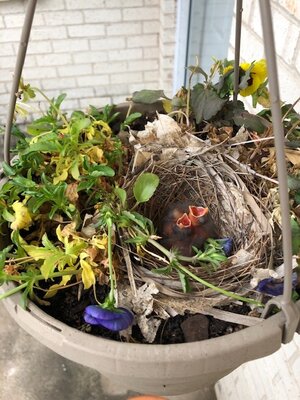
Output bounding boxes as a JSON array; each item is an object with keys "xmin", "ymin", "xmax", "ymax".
[
  {"xmin": 0, "ymin": 83, "xmax": 7, "ymax": 94},
  {"xmin": 0, "ymin": 1, "xmax": 24, "ymax": 14},
  {"xmin": 68, "ymin": 24, "xmax": 105, "ymax": 38},
  {"xmin": 0, "ymin": 69, "xmax": 13, "ymax": 83},
  {"xmin": 79, "ymin": 96, "xmax": 112, "ymax": 109},
  {"xmin": 65, "ymin": 0, "xmax": 105, "ymax": 10},
  {"xmin": 90, "ymin": 37, "xmax": 126, "ymax": 51},
  {"xmin": 143, "ymin": 47, "xmax": 159, "ymax": 59},
  {"xmin": 160, "ymin": 43, "xmax": 175, "ymax": 57},
  {"xmin": 73, "ymin": 51, "xmax": 108, "ymax": 64},
  {"xmin": 31, "ymin": 26, "xmax": 67, "ymax": 40},
  {"xmin": 58, "ymin": 64, "xmax": 93, "ymax": 77},
  {"xmin": 0, "ymin": 55, "xmax": 36, "ymax": 70},
  {"xmin": 145, "ymin": 0, "xmax": 159, "ymax": 5},
  {"xmin": 110, "ymin": 71, "xmax": 143, "ymax": 84},
  {"xmin": 93, "ymin": 61, "xmax": 127, "ymax": 75},
  {"xmin": 110, "ymin": 0, "xmax": 143, "ymax": 6},
  {"xmin": 83, "ymin": 9, "xmax": 122, "ymax": 23},
  {"xmin": 22, "ymin": 66, "xmax": 58, "ymax": 80},
  {"xmin": 0, "ymin": 43, "xmax": 15, "ymax": 56},
  {"xmin": 142, "ymin": 20, "xmax": 160, "ymax": 34},
  {"xmin": 53, "ymin": 38, "xmax": 89, "ymax": 53},
  {"xmin": 60, "ymin": 87, "xmax": 95, "ymax": 100},
  {"xmin": 112, "ymin": 94, "xmax": 131, "ymax": 104},
  {"xmin": 43, "ymin": 11, "xmax": 84, "ymax": 26},
  {"xmin": 161, "ymin": 28, "xmax": 175, "ymax": 44},
  {"xmin": 106, "ymin": 22, "xmax": 142, "ymax": 36},
  {"xmin": 128, "ymin": 59, "xmax": 159, "ymax": 72},
  {"xmin": 36, "ymin": 0, "xmax": 65, "ymax": 11},
  {"xmin": 143, "ymin": 70, "xmax": 159, "ymax": 82},
  {"xmin": 4, "ymin": 13, "xmax": 44, "ymax": 28},
  {"xmin": 0, "ymin": 28, "xmax": 23, "ymax": 43},
  {"xmin": 127, "ymin": 34, "xmax": 158, "ymax": 48},
  {"xmin": 76, "ymin": 75, "xmax": 109, "ymax": 87},
  {"xmin": 129, "ymin": 82, "xmax": 158, "ymax": 92},
  {"xmin": 36, "ymin": 53, "xmax": 72, "ymax": 67},
  {"xmin": 278, "ymin": 0, "xmax": 300, "ymax": 20},
  {"xmin": 108, "ymin": 48, "xmax": 143, "ymax": 61},
  {"xmin": 101, "ymin": 84, "xmax": 129, "ymax": 97},
  {"xmin": 25, "ymin": 41, "xmax": 53, "ymax": 55},
  {"xmin": 123, "ymin": 7, "xmax": 159, "ymax": 21},
  {"xmin": 60, "ymin": 98, "xmax": 80, "ymax": 111},
  {"xmin": 41, "ymin": 77, "xmax": 76, "ymax": 90},
  {"xmin": 271, "ymin": 9, "xmax": 299, "ymax": 63}
]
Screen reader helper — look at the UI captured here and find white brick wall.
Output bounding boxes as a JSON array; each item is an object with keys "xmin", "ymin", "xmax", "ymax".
[
  {"xmin": 228, "ymin": 0, "xmax": 300, "ymax": 110},
  {"xmin": 216, "ymin": 333, "xmax": 300, "ymax": 400},
  {"xmin": 0, "ymin": 0, "xmax": 176, "ymax": 125},
  {"xmin": 217, "ymin": 2, "xmax": 300, "ymax": 398}
]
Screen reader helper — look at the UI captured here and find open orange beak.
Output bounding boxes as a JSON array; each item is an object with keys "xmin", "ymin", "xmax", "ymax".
[
  {"xmin": 188, "ymin": 206, "xmax": 208, "ymax": 225},
  {"xmin": 176, "ymin": 213, "xmax": 192, "ymax": 229}
]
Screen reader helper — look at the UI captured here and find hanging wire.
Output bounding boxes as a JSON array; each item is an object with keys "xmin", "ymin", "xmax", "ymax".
[
  {"xmin": 233, "ymin": 0, "xmax": 243, "ymax": 105},
  {"xmin": 4, "ymin": 0, "xmax": 37, "ymax": 164},
  {"xmin": 259, "ymin": 0, "xmax": 299, "ymax": 343}
]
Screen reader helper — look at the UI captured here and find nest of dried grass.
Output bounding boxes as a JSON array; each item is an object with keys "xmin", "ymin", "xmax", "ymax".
[{"xmin": 123, "ymin": 144, "xmax": 277, "ymax": 311}]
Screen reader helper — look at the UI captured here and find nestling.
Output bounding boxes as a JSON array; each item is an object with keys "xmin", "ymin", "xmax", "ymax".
[{"xmin": 160, "ymin": 202, "xmax": 218, "ymax": 257}]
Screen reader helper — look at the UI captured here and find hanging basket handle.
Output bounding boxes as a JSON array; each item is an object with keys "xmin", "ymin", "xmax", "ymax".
[{"xmin": 4, "ymin": 0, "xmax": 37, "ymax": 164}]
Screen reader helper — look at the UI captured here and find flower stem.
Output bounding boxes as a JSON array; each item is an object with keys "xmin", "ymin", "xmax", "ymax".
[
  {"xmin": 106, "ymin": 218, "xmax": 115, "ymax": 306},
  {"xmin": 148, "ymin": 238, "xmax": 263, "ymax": 307}
]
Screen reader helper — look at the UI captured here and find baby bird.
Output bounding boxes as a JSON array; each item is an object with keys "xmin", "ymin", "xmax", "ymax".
[{"xmin": 160, "ymin": 202, "xmax": 218, "ymax": 257}]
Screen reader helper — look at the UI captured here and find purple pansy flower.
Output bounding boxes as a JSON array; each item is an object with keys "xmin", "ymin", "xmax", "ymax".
[
  {"xmin": 216, "ymin": 238, "xmax": 233, "ymax": 256},
  {"xmin": 84, "ymin": 305, "xmax": 134, "ymax": 331},
  {"xmin": 256, "ymin": 273, "xmax": 298, "ymax": 296}
]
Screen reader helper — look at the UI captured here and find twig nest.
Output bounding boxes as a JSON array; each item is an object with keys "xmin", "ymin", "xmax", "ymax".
[{"xmin": 124, "ymin": 123, "xmax": 275, "ymax": 312}]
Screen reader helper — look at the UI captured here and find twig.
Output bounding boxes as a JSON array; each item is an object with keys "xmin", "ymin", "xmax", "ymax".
[
  {"xmin": 228, "ymin": 136, "xmax": 275, "ymax": 147},
  {"xmin": 224, "ymin": 153, "xmax": 279, "ymax": 184}
]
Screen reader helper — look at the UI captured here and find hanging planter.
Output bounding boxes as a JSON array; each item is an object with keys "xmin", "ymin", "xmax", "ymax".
[{"xmin": 0, "ymin": 1, "xmax": 299, "ymax": 399}]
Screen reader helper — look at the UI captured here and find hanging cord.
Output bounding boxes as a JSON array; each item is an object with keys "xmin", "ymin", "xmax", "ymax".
[
  {"xmin": 4, "ymin": 0, "xmax": 37, "ymax": 164},
  {"xmin": 259, "ymin": 0, "xmax": 299, "ymax": 343},
  {"xmin": 233, "ymin": 0, "xmax": 243, "ymax": 105}
]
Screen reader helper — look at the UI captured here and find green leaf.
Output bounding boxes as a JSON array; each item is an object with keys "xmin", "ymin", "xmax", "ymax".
[
  {"xmin": 291, "ymin": 218, "xmax": 300, "ymax": 255},
  {"xmin": 132, "ymin": 89, "xmax": 166, "ymax": 104},
  {"xmin": 233, "ymin": 111, "xmax": 270, "ymax": 133},
  {"xmin": 2, "ymin": 209, "xmax": 15, "ymax": 223},
  {"xmin": 1, "ymin": 161, "xmax": 17, "ymax": 177},
  {"xmin": 177, "ymin": 269, "xmax": 191, "ymax": 293},
  {"xmin": 188, "ymin": 65, "xmax": 208, "ymax": 81},
  {"xmin": 70, "ymin": 117, "xmax": 91, "ymax": 136},
  {"xmin": 288, "ymin": 175, "xmax": 300, "ymax": 190},
  {"xmin": 133, "ymin": 172, "xmax": 159, "ymax": 204},
  {"xmin": 27, "ymin": 121, "xmax": 53, "ymax": 136},
  {"xmin": 191, "ymin": 83, "xmax": 227, "ymax": 123},
  {"xmin": 151, "ymin": 265, "xmax": 173, "ymax": 275},
  {"xmin": 114, "ymin": 187, "xmax": 127, "ymax": 207},
  {"xmin": 90, "ymin": 165, "xmax": 115, "ymax": 177},
  {"xmin": 0, "ymin": 245, "xmax": 13, "ymax": 269},
  {"xmin": 22, "ymin": 141, "xmax": 62, "ymax": 155},
  {"xmin": 123, "ymin": 112, "xmax": 142, "ymax": 125}
]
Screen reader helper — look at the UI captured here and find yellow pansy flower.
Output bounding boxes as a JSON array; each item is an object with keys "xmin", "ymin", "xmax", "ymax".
[
  {"xmin": 11, "ymin": 201, "xmax": 33, "ymax": 231},
  {"xmin": 239, "ymin": 59, "xmax": 267, "ymax": 97}
]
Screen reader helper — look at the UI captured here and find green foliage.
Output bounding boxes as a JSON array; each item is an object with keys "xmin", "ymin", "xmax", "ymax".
[
  {"xmin": 191, "ymin": 83, "xmax": 227, "ymax": 123},
  {"xmin": 133, "ymin": 172, "xmax": 160, "ymax": 204},
  {"xmin": 132, "ymin": 89, "xmax": 167, "ymax": 104}
]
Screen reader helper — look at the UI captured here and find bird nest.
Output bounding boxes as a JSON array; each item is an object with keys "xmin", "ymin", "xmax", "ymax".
[{"xmin": 122, "ymin": 131, "xmax": 277, "ymax": 311}]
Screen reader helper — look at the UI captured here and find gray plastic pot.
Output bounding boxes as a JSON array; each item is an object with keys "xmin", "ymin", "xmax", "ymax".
[{"xmin": 1, "ymin": 282, "xmax": 299, "ymax": 400}]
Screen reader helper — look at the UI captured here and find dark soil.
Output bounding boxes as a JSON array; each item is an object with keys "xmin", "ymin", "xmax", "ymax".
[{"xmin": 39, "ymin": 283, "xmax": 251, "ymax": 344}]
